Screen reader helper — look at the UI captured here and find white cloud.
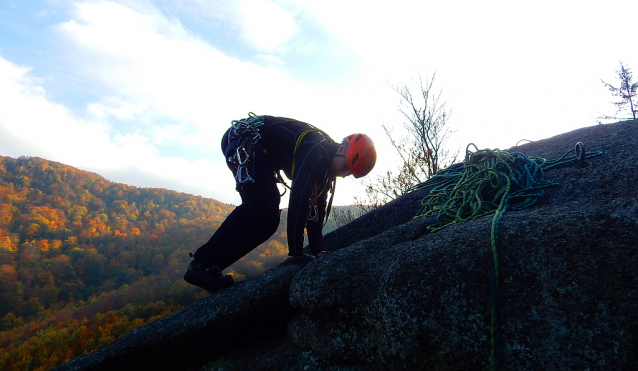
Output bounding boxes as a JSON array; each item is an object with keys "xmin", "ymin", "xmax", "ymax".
[
  {"xmin": 0, "ymin": 1, "xmax": 374, "ymax": 205},
  {"xmin": 87, "ymin": 97, "xmax": 149, "ymax": 120},
  {"xmin": 238, "ymin": 0, "xmax": 298, "ymax": 52},
  {"xmin": 297, "ymin": 0, "xmax": 638, "ymax": 149},
  {"xmin": 0, "ymin": 53, "xmax": 240, "ymax": 203},
  {"xmin": 56, "ymin": 1, "xmax": 316, "ymax": 144},
  {"xmin": 5, "ymin": 0, "xmax": 638, "ymax": 208},
  {"xmin": 0, "ymin": 56, "xmax": 111, "ymax": 164}
]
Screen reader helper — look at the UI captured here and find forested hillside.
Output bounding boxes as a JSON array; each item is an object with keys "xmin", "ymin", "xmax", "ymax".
[{"xmin": 0, "ymin": 155, "xmax": 292, "ymax": 370}]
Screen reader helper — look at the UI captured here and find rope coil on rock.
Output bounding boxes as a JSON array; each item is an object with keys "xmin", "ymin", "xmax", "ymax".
[{"xmin": 412, "ymin": 143, "xmax": 603, "ymax": 370}]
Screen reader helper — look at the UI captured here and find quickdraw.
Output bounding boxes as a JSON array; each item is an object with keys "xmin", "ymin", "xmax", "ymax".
[
  {"xmin": 227, "ymin": 112, "xmax": 264, "ymax": 191},
  {"xmin": 307, "ymin": 177, "xmax": 336, "ymax": 227},
  {"xmin": 288, "ymin": 127, "xmax": 336, "ymax": 225},
  {"xmin": 307, "ymin": 202, "xmax": 320, "ymax": 222}
]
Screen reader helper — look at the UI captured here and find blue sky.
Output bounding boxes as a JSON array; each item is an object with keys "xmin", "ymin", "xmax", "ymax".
[{"xmin": 1, "ymin": 0, "xmax": 637, "ymax": 206}]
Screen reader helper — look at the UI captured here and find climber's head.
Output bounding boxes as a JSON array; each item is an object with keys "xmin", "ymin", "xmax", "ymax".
[{"xmin": 336, "ymin": 133, "xmax": 376, "ymax": 178}]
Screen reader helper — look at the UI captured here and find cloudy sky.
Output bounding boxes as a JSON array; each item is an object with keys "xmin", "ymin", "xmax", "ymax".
[{"xmin": 1, "ymin": 0, "xmax": 636, "ymax": 206}]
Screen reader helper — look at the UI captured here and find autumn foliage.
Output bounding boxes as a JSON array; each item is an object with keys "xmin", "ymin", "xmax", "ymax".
[{"xmin": 0, "ymin": 155, "xmax": 291, "ymax": 370}]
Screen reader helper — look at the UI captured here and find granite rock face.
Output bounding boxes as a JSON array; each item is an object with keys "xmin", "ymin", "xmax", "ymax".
[
  {"xmin": 56, "ymin": 120, "xmax": 638, "ymax": 371},
  {"xmin": 54, "ymin": 265, "xmax": 302, "ymax": 371},
  {"xmin": 288, "ymin": 120, "xmax": 638, "ymax": 370}
]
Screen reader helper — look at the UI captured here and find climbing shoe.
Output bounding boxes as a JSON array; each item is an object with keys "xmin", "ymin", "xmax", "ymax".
[{"xmin": 184, "ymin": 260, "xmax": 234, "ymax": 294}]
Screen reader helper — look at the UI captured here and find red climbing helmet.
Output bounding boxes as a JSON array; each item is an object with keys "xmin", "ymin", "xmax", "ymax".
[{"xmin": 343, "ymin": 133, "xmax": 376, "ymax": 178}]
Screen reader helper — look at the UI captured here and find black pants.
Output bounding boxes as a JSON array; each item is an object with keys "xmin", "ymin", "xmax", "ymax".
[{"xmin": 193, "ymin": 140, "xmax": 281, "ymax": 270}]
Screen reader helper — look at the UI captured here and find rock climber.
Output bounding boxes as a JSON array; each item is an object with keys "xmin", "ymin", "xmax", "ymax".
[{"xmin": 184, "ymin": 114, "xmax": 377, "ymax": 294}]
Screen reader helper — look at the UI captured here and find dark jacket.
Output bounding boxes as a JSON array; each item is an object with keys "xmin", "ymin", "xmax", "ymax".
[{"xmin": 225, "ymin": 115, "xmax": 339, "ymax": 255}]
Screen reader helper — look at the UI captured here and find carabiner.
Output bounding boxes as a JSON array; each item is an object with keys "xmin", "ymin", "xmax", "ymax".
[
  {"xmin": 575, "ymin": 142, "xmax": 585, "ymax": 164},
  {"xmin": 236, "ymin": 147, "xmax": 250, "ymax": 165},
  {"xmin": 236, "ymin": 165, "xmax": 254, "ymax": 184},
  {"xmin": 307, "ymin": 204, "xmax": 319, "ymax": 222}
]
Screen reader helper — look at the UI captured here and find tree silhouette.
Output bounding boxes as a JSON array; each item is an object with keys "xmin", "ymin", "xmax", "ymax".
[
  {"xmin": 599, "ymin": 61, "xmax": 637, "ymax": 122},
  {"xmin": 356, "ymin": 74, "xmax": 458, "ymax": 210}
]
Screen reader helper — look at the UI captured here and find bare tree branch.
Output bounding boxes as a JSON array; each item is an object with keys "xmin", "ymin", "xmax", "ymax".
[{"xmin": 355, "ymin": 74, "xmax": 458, "ymax": 212}]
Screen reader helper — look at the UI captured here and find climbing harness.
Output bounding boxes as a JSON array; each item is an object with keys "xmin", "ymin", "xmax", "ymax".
[
  {"xmin": 288, "ymin": 126, "xmax": 337, "ymax": 227},
  {"xmin": 291, "ymin": 128, "xmax": 315, "ymax": 178},
  {"xmin": 226, "ymin": 112, "xmax": 264, "ymax": 192},
  {"xmin": 227, "ymin": 113, "xmax": 337, "ymax": 227},
  {"xmin": 411, "ymin": 142, "xmax": 604, "ymax": 371}
]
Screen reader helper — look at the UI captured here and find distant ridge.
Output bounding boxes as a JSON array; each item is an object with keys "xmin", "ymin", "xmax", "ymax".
[{"xmin": 0, "ymin": 155, "xmax": 288, "ymax": 370}]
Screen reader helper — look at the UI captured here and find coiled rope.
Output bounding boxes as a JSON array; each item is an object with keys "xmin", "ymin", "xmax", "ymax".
[{"xmin": 411, "ymin": 142, "xmax": 603, "ymax": 370}]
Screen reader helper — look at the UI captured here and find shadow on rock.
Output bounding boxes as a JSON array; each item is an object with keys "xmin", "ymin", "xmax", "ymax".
[{"xmin": 54, "ymin": 264, "xmax": 302, "ymax": 371}]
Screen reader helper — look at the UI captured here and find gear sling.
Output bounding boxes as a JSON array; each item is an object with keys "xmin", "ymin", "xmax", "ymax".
[{"xmin": 225, "ymin": 113, "xmax": 265, "ymax": 192}]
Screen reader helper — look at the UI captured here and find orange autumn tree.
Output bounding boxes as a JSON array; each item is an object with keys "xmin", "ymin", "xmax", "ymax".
[{"xmin": 0, "ymin": 155, "xmax": 291, "ymax": 370}]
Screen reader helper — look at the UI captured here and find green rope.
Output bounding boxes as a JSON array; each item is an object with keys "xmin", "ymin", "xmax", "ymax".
[{"xmin": 412, "ymin": 143, "xmax": 603, "ymax": 370}]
